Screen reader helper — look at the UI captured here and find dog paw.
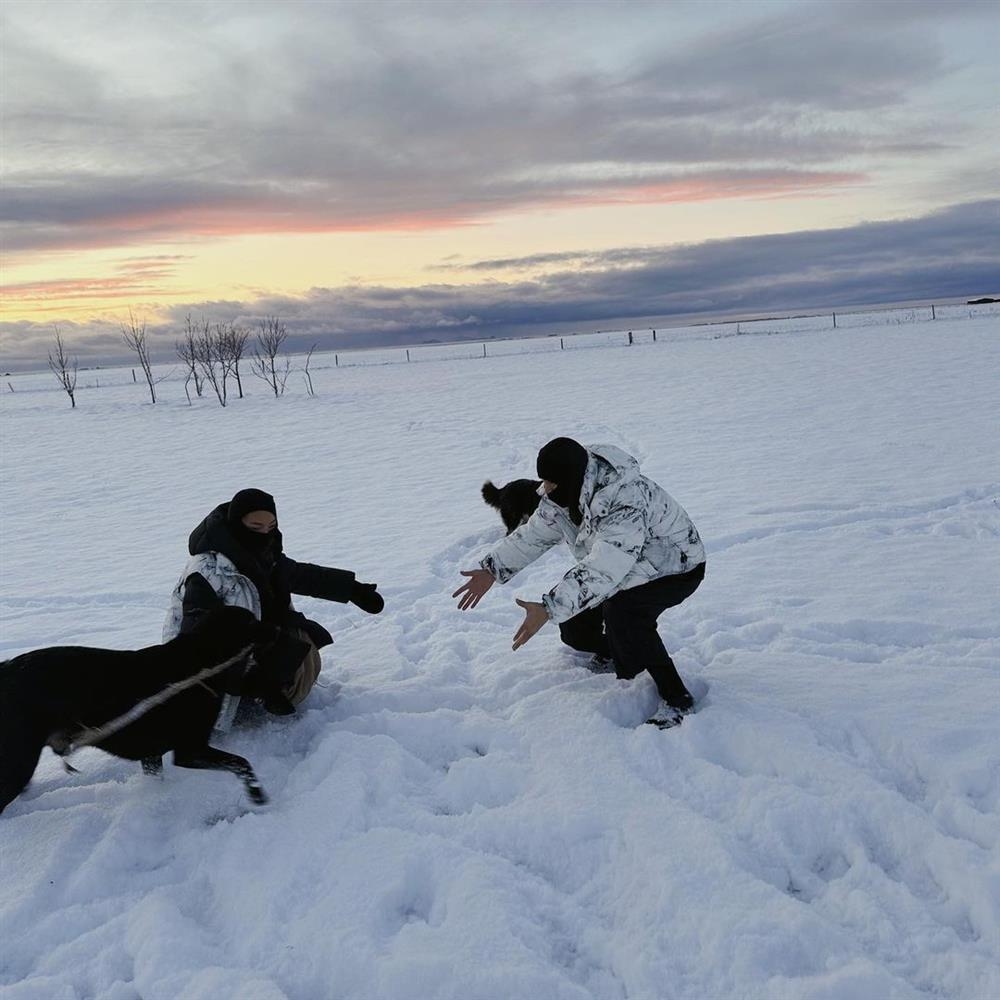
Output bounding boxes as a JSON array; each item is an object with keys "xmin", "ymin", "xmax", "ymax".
[
  {"xmin": 141, "ymin": 756, "xmax": 164, "ymax": 777},
  {"xmin": 247, "ymin": 783, "xmax": 269, "ymax": 805}
]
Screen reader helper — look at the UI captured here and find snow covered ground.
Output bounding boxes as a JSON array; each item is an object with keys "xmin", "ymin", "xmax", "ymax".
[{"xmin": 1, "ymin": 315, "xmax": 998, "ymax": 1000}]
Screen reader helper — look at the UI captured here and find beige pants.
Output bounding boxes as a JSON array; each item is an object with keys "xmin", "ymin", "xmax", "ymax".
[{"xmin": 283, "ymin": 628, "xmax": 323, "ymax": 706}]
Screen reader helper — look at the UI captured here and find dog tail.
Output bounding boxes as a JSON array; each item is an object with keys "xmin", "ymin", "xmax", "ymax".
[{"xmin": 481, "ymin": 481, "xmax": 503, "ymax": 509}]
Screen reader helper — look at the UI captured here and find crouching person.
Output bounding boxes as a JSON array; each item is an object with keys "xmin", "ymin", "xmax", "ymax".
[
  {"xmin": 455, "ymin": 438, "xmax": 705, "ymax": 728},
  {"xmin": 164, "ymin": 488, "xmax": 384, "ymax": 728}
]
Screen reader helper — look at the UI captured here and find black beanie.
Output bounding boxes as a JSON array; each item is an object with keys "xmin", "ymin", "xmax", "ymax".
[
  {"xmin": 536, "ymin": 437, "xmax": 588, "ymax": 518},
  {"xmin": 228, "ymin": 488, "xmax": 277, "ymax": 525}
]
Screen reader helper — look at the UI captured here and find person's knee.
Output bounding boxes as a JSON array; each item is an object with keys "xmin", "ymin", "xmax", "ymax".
[
  {"xmin": 602, "ymin": 594, "xmax": 633, "ymax": 632},
  {"xmin": 558, "ymin": 609, "xmax": 608, "ymax": 654},
  {"xmin": 283, "ymin": 631, "xmax": 322, "ymax": 706},
  {"xmin": 558, "ymin": 622, "xmax": 593, "ymax": 651}
]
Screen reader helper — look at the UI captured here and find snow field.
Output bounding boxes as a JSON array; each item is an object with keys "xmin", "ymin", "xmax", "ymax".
[{"xmin": 1, "ymin": 317, "xmax": 998, "ymax": 999}]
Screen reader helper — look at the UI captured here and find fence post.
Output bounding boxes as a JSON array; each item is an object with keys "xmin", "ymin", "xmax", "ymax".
[
  {"xmin": 832, "ymin": 312, "xmax": 837, "ymax": 329},
  {"xmin": 482, "ymin": 343, "xmax": 487, "ymax": 358},
  {"xmin": 736, "ymin": 322, "xmax": 741, "ymax": 335},
  {"xmin": 560, "ymin": 338, "xmax": 564, "ymax": 349},
  {"xmin": 652, "ymin": 329, "xmax": 657, "ymax": 342},
  {"xmin": 628, "ymin": 331, "xmax": 633, "ymax": 345},
  {"xmin": 132, "ymin": 369, "xmax": 137, "ymax": 383},
  {"xmin": 335, "ymin": 353, "xmax": 339, "ymax": 367},
  {"xmin": 931, "ymin": 304, "xmax": 936, "ymax": 320},
  {"xmin": 406, "ymin": 349, "xmax": 411, "ymax": 362}
]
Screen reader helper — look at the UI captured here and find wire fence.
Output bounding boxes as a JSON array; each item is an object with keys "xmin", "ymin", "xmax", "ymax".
[
  {"xmin": 320, "ymin": 300, "xmax": 1000, "ymax": 369},
  {"xmin": 4, "ymin": 299, "xmax": 998, "ymax": 395}
]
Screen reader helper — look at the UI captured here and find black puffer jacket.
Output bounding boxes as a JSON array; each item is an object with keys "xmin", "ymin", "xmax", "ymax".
[{"xmin": 180, "ymin": 503, "xmax": 355, "ymax": 648}]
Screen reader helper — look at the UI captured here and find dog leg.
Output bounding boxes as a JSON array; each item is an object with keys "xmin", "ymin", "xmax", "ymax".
[
  {"xmin": 172, "ymin": 746, "xmax": 268, "ymax": 805},
  {"xmin": 0, "ymin": 744, "xmax": 44, "ymax": 815},
  {"xmin": 0, "ymin": 717, "xmax": 47, "ymax": 814},
  {"xmin": 141, "ymin": 756, "xmax": 163, "ymax": 777}
]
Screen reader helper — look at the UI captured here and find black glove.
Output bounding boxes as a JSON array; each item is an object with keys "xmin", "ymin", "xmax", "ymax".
[{"xmin": 350, "ymin": 581, "xmax": 384, "ymax": 614}]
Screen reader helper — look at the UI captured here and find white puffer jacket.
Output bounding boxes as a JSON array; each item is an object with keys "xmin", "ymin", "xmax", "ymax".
[{"xmin": 481, "ymin": 444, "xmax": 705, "ymax": 623}]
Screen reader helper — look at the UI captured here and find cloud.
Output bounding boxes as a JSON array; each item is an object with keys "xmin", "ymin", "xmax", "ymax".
[
  {"xmin": 1, "ymin": 0, "xmax": 982, "ymax": 255},
  {"xmin": 1, "ymin": 256, "xmax": 193, "ymax": 307},
  {"xmin": 3, "ymin": 200, "xmax": 995, "ymax": 370},
  {"xmin": 0, "ymin": 167, "xmax": 867, "ymax": 257}
]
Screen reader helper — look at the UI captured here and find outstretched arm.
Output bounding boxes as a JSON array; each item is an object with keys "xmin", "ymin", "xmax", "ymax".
[
  {"xmin": 454, "ymin": 504, "xmax": 564, "ymax": 613},
  {"xmin": 512, "ymin": 599, "xmax": 549, "ymax": 650},
  {"xmin": 453, "ymin": 568, "xmax": 495, "ymax": 610},
  {"xmin": 277, "ymin": 555, "xmax": 355, "ymax": 603},
  {"xmin": 278, "ymin": 556, "xmax": 384, "ymax": 614},
  {"xmin": 480, "ymin": 505, "xmax": 564, "ymax": 583}
]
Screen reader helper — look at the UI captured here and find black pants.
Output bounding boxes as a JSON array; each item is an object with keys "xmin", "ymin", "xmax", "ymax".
[{"xmin": 558, "ymin": 563, "xmax": 705, "ymax": 706}]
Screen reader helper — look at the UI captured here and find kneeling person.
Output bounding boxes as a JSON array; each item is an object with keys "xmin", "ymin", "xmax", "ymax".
[
  {"xmin": 455, "ymin": 439, "xmax": 705, "ymax": 727},
  {"xmin": 165, "ymin": 488, "xmax": 384, "ymax": 727}
]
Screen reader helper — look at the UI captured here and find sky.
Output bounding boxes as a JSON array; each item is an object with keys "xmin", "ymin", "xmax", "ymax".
[{"xmin": 2, "ymin": 0, "xmax": 998, "ymax": 368}]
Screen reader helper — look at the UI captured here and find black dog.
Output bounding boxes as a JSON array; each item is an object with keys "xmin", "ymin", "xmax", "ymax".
[
  {"xmin": 482, "ymin": 479, "xmax": 542, "ymax": 534},
  {"xmin": 0, "ymin": 606, "xmax": 299, "ymax": 814}
]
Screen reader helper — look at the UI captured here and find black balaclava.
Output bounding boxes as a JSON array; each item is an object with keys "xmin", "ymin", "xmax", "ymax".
[
  {"xmin": 536, "ymin": 437, "xmax": 589, "ymax": 524},
  {"xmin": 227, "ymin": 488, "xmax": 281, "ymax": 564}
]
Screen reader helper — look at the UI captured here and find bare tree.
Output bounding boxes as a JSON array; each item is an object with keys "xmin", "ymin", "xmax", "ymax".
[
  {"xmin": 47, "ymin": 326, "xmax": 78, "ymax": 408},
  {"xmin": 121, "ymin": 310, "xmax": 157, "ymax": 403},
  {"xmin": 303, "ymin": 343, "xmax": 317, "ymax": 397},
  {"xmin": 252, "ymin": 316, "xmax": 291, "ymax": 397},
  {"xmin": 225, "ymin": 323, "xmax": 251, "ymax": 399},
  {"xmin": 213, "ymin": 322, "xmax": 242, "ymax": 401},
  {"xmin": 195, "ymin": 319, "xmax": 228, "ymax": 407},
  {"xmin": 177, "ymin": 314, "xmax": 205, "ymax": 404}
]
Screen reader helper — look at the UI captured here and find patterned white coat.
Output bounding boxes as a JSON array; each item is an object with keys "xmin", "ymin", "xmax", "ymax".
[
  {"xmin": 481, "ymin": 444, "xmax": 705, "ymax": 624},
  {"xmin": 163, "ymin": 552, "xmax": 265, "ymax": 731},
  {"xmin": 163, "ymin": 552, "xmax": 263, "ymax": 643}
]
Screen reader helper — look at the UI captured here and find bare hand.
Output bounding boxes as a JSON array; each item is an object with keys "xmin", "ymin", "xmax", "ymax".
[
  {"xmin": 512, "ymin": 599, "xmax": 549, "ymax": 650},
  {"xmin": 453, "ymin": 569, "xmax": 495, "ymax": 610}
]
